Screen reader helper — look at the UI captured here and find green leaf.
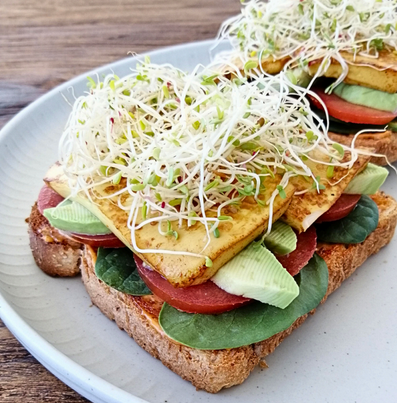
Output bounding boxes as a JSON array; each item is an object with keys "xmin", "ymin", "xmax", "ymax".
[
  {"xmin": 306, "ymin": 130, "xmax": 316, "ymax": 142},
  {"xmin": 216, "ymin": 106, "xmax": 224, "ymax": 120},
  {"xmin": 204, "ymin": 180, "xmax": 219, "ymax": 192},
  {"xmin": 95, "ymin": 248, "xmax": 151, "ymax": 296},
  {"xmin": 316, "ymin": 195, "xmax": 379, "ymax": 244},
  {"xmin": 87, "ymin": 76, "xmax": 97, "ymax": 89},
  {"xmin": 332, "ymin": 142, "xmax": 344, "ymax": 157},
  {"xmin": 238, "ymin": 184, "xmax": 255, "ymax": 197},
  {"xmin": 218, "ymin": 215, "xmax": 232, "ymax": 221},
  {"xmin": 152, "ymin": 147, "xmax": 161, "ymax": 160},
  {"xmin": 277, "ymin": 185, "xmax": 286, "ymax": 199},
  {"xmin": 112, "ymin": 171, "xmax": 122, "ymax": 185},
  {"xmin": 311, "ymin": 176, "xmax": 326, "ymax": 191},
  {"xmin": 240, "ymin": 142, "xmax": 258, "ymax": 151},
  {"xmin": 192, "ymin": 120, "xmax": 200, "ymax": 130},
  {"xmin": 244, "ymin": 60, "xmax": 259, "ymax": 73},
  {"xmin": 131, "ymin": 183, "xmax": 145, "ymax": 191},
  {"xmin": 201, "ymin": 74, "xmax": 218, "ymax": 86},
  {"xmin": 159, "ymin": 254, "xmax": 328, "ymax": 350},
  {"xmin": 169, "ymin": 199, "xmax": 181, "ymax": 207},
  {"xmin": 370, "ymin": 38, "xmax": 384, "ymax": 51},
  {"xmin": 162, "ymin": 85, "xmax": 170, "ymax": 98},
  {"xmin": 298, "ymin": 3, "xmax": 304, "ymax": 14},
  {"xmin": 326, "ymin": 165, "xmax": 334, "ymax": 179},
  {"xmin": 142, "ymin": 201, "xmax": 147, "ymax": 220}
]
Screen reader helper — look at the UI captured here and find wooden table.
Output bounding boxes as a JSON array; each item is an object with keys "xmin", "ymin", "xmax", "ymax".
[{"xmin": 0, "ymin": 0, "xmax": 241, "ymax": 400}]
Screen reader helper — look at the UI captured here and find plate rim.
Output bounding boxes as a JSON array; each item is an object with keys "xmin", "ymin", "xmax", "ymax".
[{"xmin": 0, "ymin": 38, "xmax": 215, "ymax": 403}]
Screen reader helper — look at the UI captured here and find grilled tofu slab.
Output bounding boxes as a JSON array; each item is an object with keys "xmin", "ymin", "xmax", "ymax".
[
  {"xmin": 45, "ymin": 164, "xmax": 294, "ymax": 287},
  {"xmin": 45, "ymin": 151, "xmax": 368, "ymax": 286},
  {"xmin": 308, "ymin": 51, "xmax": 397, "ymax": 94},
  {"xmin": 281, "ymin": 153, "xmax": 369, "ymax": 232},
  {"xmin": 232, "ymin": 51, "xmax": 397, "ymax": 93}
]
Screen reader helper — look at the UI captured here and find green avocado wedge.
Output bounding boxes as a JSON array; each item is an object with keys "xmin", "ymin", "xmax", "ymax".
[
  {"xmin": 344, "ymin": 163, "xmax": 388, "ymax": 195},
  {"xmin": 333, "ymin": 83, "xmax": 397, "ymax": 113},
  {"xmin": 158, "ymin": 254, "xmax": 328, "ymax": 350},
  {"xmin": 263, "ymin": 220, "xmax": 297, "ymax": 255},
  {"xmin": 44, "ymin": 200, "xmax": 112, "ymax": 235}
]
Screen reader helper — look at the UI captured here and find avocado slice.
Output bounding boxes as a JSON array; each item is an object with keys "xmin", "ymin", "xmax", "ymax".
[
  {"xmin": 344, "ymin": 163, "xmax": 389, "ymax": 195},
  {"xmin": 262, "ymin": 220, "xmax": 297, "ymax": 255},
  {"xmin": 43, "ymin": 200, "xmax": 112, "ymax": 235},
  {"xmin": 211, "ymin": 243, "xmax": 299, "ymax": 309},
  {"xmin": 333, "ymin": 83, "xmax": 397, "ymax": 113}
]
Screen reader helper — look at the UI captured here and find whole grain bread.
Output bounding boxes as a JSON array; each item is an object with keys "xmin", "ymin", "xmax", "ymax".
[
  {"xmin": 328, "ymin": 130, "xmax": 397, "ymax": 166},
  {"xmin": 77, "ymin": 192, "xmax": 397, "ymax": 393},
  {"xmin": 27, "ymin": 203, "xmax": 82, "ymax": 277},
  {"xmin": 27, "ymin": 193, "xmax": 397, "ymax": 391}
]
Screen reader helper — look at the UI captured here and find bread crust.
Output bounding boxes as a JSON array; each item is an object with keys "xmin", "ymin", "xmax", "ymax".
[
  {"xmin": 329, "ymin": 130, "xmax": 397, "ymax": 165},
  {"xmin": 79, "ymin": 192, "xmax": 397, "ymax": 393},
  {"xmin": 27, "ymin": 203, "xmax": 82, "ymax": 277}
]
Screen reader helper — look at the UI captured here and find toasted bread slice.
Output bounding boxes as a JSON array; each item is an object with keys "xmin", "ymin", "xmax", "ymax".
[
  {"xmin": 328, "ymin": 130, "xmax": 397, "ymax": 166},
  {"xmin": 79, "ymin": 192, "xmax": 397, "ymax": 393},
  {"xmin": 27, "ymin": 203, "xmax": 82, "ymax": 277}
]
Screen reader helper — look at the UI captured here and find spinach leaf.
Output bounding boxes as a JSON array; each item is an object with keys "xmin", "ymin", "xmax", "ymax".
[
  {"xmin": 316, "ymin": 195, "xmax": 378, "ymax": 244},
  {"xmin": 95, "ymin": 248, "xmax": 151, "ymax": 296},
  {"xmin": 158, "ymin": 254, "xmax": 328, "ymax": 350}
]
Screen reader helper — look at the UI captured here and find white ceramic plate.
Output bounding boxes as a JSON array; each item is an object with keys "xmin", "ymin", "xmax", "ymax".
[{"xmin": 0, "ymin": 40, "xmax": 396, "ymax": 403}]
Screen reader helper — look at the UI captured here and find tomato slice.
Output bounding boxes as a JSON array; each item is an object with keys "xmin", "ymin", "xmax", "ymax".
[
  {"xmin": 316, "ymin": 194, "xmax": 361, "ymax": 223},
  {"xmin": 37, "ymin": 185, "xmax": 65, "ymax": 215},
  {"xmin": 275, "ymin": 226, "xmax": 317, "ymax": 277},
  {"xmin": 134, "ymin": 255, "xmax": 251, "ymax": 314},
  {"xmin": 310, "ymin": 87, "xmax": 397, "ymax": 125},
  {"xmin": 62, "ymin": 231, "xmax": 125, "ymax": 248}
]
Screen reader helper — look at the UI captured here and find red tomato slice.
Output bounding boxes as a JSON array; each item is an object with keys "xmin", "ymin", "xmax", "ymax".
[
  {"xmin": 316, "ymin": 194, "xmax": 361, "ymax": 223},
  {"xmin": 134, "ymin": 255, "xmax": 251, "ymax": 314},
  {"xmin": 275, "ymin": 226, "xmax": 317, "ymax": 277},
  {"xmin": 37, "ymin": 185, "xmax": 65, "ymax": 214},
  {"xmin": 310, "ymin": 87, "xmax": 397, "ymax": 125},
  {"xmin": 62, "ymin": 231, "xmax": 125, "ymax": 248}
]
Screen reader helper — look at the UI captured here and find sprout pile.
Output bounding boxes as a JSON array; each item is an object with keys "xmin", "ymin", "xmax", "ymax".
[
  {"xmin": 59, "ymin": 59, "xmax": 365, "ymax": 260},
  {"xmin": 216, "ymin": 0, "xmax": 397, "ymax": 87}
]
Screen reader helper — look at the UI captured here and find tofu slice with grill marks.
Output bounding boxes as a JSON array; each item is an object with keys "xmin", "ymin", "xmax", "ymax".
[
  {"xmin": 44, "ymin": 164, "xmax": 294, "ymax": 287},
  {"xmin": 228, "ymin": 50, "xmax": 397, "ymax": 93},
  {"xmin": 281, "ymin": 153, "xmax": 370, "ymax": 232}
]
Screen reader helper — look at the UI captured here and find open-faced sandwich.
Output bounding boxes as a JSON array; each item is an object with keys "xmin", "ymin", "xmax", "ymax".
[
  {"xmin": 28, "ymin": 60, "xmax": 397, "ymax": 392},
  {"xmin": 215, "ymin": 0, "xmax": 397, "ymax": 165}
]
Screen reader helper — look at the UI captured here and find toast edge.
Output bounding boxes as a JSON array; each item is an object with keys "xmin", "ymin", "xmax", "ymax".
[{"xmin": 329, "ymin": 130, "xmax": 397, "ymax": 166}]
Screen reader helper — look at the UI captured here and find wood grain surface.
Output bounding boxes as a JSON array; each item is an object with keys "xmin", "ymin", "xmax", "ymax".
[{"xmin": 0, "ymin": 0, "xmax": 241, "ymax": 401}]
